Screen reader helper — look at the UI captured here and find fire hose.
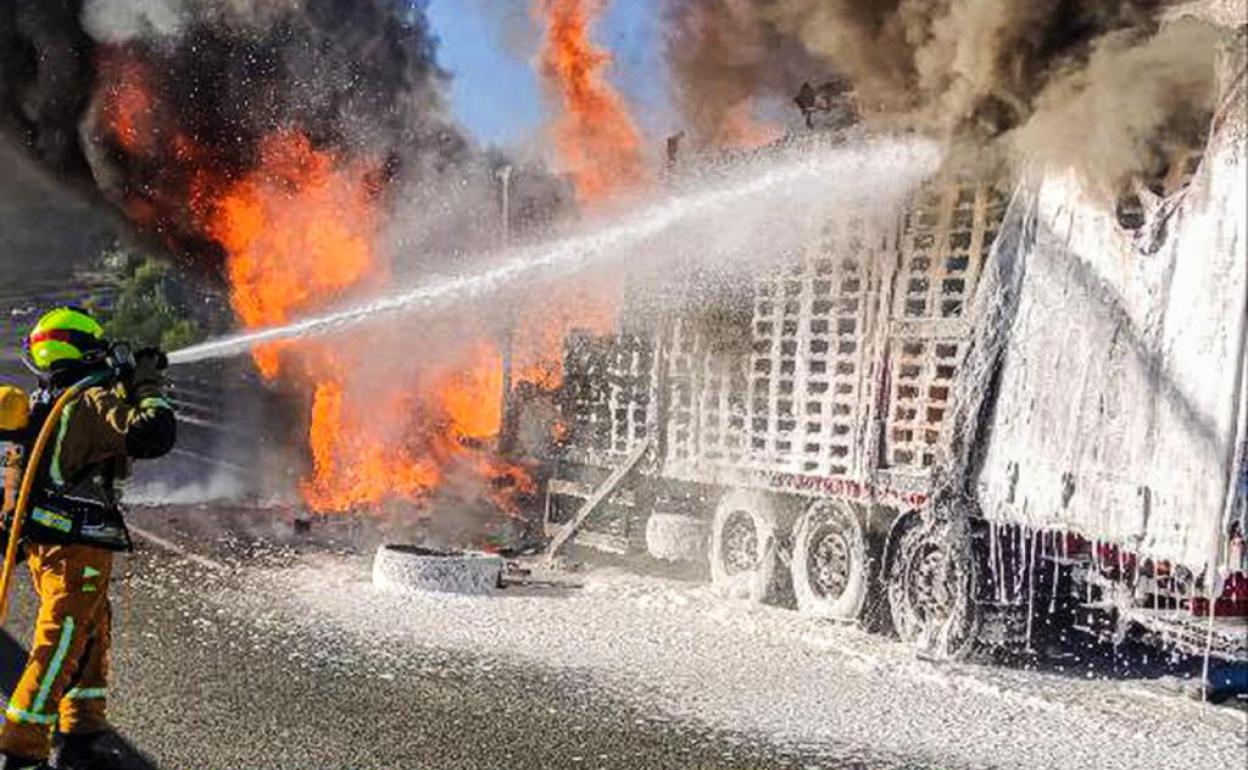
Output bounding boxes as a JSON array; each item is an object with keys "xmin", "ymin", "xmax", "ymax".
[{"xmin": 0, "ymin": 376, "xmax": 99, "ymax": 625}]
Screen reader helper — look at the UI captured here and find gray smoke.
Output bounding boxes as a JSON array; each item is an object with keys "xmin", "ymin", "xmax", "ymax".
[
  {"xmin": 663, "ymin": 0, "xmax": 1227, "ymax": 192},
  {"xmin": 81, "ymin": 0, "xmax": 305, "ymax": 43},
  {"xmin": 663, "ymin": 0, "xmax": 819, "ymax": 146},
  {"xmin": 1011, "ymin": 17, "xmax": 1222, "ymax": 199},
  {"xmin": 0, "ymin": 1, "xmax": 94, "ymax": 171}
]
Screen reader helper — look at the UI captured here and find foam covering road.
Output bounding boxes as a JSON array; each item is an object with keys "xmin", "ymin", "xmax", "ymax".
[
  {"xmin": 1, "ymin": 506, "xmax": 1243, "ymax": 770},
  {"xmin": 0, "ymin": 508, "xmax": 873, "ymax": 770}
]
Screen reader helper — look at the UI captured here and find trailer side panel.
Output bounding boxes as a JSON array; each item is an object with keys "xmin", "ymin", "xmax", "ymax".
[{"xmin": 975, "ymin": 63, "xmax": 1247, "ymax": 575}]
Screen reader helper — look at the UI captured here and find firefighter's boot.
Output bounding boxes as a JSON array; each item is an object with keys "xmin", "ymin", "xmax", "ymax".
[
  {"xmin": 50, "ymin": 731, "xmax": 126, "ymax": 770},
  {"xmin": 0, "ymin": 753, "xmax": 51, "ymax": 770}
]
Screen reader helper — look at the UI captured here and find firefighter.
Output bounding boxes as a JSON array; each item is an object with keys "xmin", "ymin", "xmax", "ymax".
[{"xmin": 0, "ymin": 308, "xmax": 175, "ymax": 770}]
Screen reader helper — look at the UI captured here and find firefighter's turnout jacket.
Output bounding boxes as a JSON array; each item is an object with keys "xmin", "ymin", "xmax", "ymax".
[{"xmin": 0, "ymin": 367, "xmax": 175, "ymax": 760}]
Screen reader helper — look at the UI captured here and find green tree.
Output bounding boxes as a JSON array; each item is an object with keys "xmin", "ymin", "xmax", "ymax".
[{"xmin": 88, "ymin": 247, "xmax": 206, "ymax": 352}]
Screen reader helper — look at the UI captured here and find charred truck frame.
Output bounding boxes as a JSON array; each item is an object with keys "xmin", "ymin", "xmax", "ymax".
[{"xmin": 526, "ymin": 29, "xmax": 1248, "ymax": 665}]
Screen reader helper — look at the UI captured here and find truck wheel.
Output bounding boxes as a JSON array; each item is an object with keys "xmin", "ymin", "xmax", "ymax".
[
  {"xmin": 645, "ymin": 512, "xmax": 709, "ymax": 562},
  {"xmin": 885, "ymin": 517, "xmax": 980, "ymax": 659},
  {"xmin": 372, "ymin": 545, "xmax": 504, "ymax": 595},
  {"xmin": 709, "ymin": 489, "xmax": 780, "ymax": 603},
  {"xmin": 791, "ymin": 500, "xmax": 869, "ymax": 621}
]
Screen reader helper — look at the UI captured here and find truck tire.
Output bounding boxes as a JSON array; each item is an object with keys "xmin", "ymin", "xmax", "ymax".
[
  {"xmin": 645, "ymin": 512, "xmax": 709, "ymax": 562},
  {"xmin": 709, "ymin": 489, "xmax": 781, "ymax": 603},
  {"xmin": 884, "ymin": 516, "xmax": 980, "ymax": 659},
  {"xmin": 791, "ymin": 500, "xmax": 869, "ymax": 621},
  {"xmin": 372, "ymin": 545, "xmax": 504, "ymax": 595}
]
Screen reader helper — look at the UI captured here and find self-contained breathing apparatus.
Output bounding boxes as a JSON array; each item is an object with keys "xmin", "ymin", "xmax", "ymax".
[
  {"xmin": 0, "ymin": 340, "xmax": 162, "ymax": 624},
  {"xmin": 1, "ymin": 341, "xmax": 153, "ymax": 550}
]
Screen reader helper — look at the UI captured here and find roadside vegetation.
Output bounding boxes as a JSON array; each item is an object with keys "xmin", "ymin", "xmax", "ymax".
[{"xmin": 87, "ymin": 245, "xmax": 223, "ymax": 352}]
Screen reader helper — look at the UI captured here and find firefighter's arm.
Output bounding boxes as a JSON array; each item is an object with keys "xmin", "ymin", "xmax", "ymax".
[{"xmin": 82, "ymin": 352, "xmax": 177, "ymax": 460}]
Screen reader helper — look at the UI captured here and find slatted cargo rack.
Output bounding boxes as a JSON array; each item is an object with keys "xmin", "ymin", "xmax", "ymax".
[
  {"xmin": 559, "ymin": 329, "xmax": 655, "ymax": 465},
  {"xmin": 548, "ymin": 328, "xmax": 655, "ymax": 551},
  {"xmin": 552, "ymin": 169, "xmax": 1011, "ymax": 511},
  {"xmin": 659, "ymin": 208, "xmax": 893, "ymax": 485},
  {"xmin": 883, "ymin": 176, "xmax": 1009, "ymax": 475}
]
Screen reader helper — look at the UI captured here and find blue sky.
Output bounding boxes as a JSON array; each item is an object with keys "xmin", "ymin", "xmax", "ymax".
[{"xmin": 424, "ymin": 0, "xmax": 673, "ymax": 149}]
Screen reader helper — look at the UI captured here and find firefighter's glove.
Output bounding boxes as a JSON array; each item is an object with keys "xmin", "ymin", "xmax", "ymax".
[{"xmin": 130, "ymin": 347, "xmax": 169, "ymax": 399}]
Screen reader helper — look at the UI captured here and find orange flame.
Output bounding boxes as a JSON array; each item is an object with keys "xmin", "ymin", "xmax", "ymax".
[
  {"xmin": 513, "ymin": 280, "xmax": 618, "ymax": 390},
  {"xmin": 201, "ymin": 130, "xmax": 380, "ymax": 378},
  {"xmin": 523, "ymin": 0, "xmax": 640, "ymax": 394},
  {"xmin": 92, "ymin": 45, "xmax": 595, "ymax": 523},
  {"xmin": 439, "ymin": 341, "xmax": 506, "ymax": 441},
  {"xmin": 299, "ymin": 344, "xmax": 533, "ymax": 515},
  {"xmin": 536, "ymin": 0, "xmax": 648, "ymax": 203},
  {"xmin": 302, "ymin": 371, "xmax": 442, "ymax": 512},
  {"xmin": 98, "ymin": 47, "xmax": 156, "ymax": 156},
  {"xmin": 192, "ymin": 127, "xmax": 533, "ymax": 515}
]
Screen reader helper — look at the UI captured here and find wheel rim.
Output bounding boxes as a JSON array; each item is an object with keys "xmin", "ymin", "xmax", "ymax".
[
  {"xmin": 808, "ymin": 524, "xmax": 852, "ymax": 601},
  {"xmin": 721, "ymin": 510, "xmax": 758, "ymax": 576},
  {"xmin": 906, "ymin": 543, "xmax": 958, "ymax": 625},
  {"xmin": 889, "ymin": 522, "xmax": 977, "ymax": 656}
]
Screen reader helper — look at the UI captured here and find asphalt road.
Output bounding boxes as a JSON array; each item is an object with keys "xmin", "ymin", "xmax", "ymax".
[
  {"xmin": 2, "ymin": 505, "xmax": 1241, "ymax": 770},
  {"xmin": 1, "ymin": 509, "xmax": 872, "ymax": 770}
]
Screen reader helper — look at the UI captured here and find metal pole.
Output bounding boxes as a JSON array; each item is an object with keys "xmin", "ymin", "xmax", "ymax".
[{"xmin": 497, "ymin": 165, "xmax": 515, "ymax": 454}]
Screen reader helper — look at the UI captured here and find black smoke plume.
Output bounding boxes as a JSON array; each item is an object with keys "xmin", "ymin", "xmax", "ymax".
[
  {"xmin": 663, "ymin": 0, "xmax": 1229, "ymax": 194},
  {"xmin": 1, "ymin": 0, "xmax": 473, "ymax": 273}
]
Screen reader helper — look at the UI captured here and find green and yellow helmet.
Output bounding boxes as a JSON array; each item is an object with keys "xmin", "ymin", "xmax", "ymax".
[{"xmin": 23, "ymin": 307, "xmax": 108, "ymax": 373}]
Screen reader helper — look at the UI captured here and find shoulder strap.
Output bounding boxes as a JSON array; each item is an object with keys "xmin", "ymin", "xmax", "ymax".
[
  {"xmin": 28, "ymin": 385, "xmax": 88, "ymax": 491},
  {"xmin": 25, "ymin": 370, "xmax": 118, "ymax": 490}
]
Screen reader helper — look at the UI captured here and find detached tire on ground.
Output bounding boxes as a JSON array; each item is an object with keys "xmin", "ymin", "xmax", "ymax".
[
  {"xmin": 372, "ymin": 545, "xmax": 504, "ymax": 595},
  {"xmin": 790, "ymin": 500, "xmax": 869, "ymax": 622},
  {"xmin": 709, "ymin": 489, "xmax": 781, "ymax": 603},
  {"xmin": 884, "ymin": 516, "xmax": 980, "ymax": 659},
  {"xmin": 645, "ymin": 512, "xmax": 709, "ymax": 563}
]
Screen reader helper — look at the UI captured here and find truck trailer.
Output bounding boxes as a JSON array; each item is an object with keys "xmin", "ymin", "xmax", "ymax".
[{"xmin": 536, "ymin": 19, "xmax": 1247, "ymax": 666}]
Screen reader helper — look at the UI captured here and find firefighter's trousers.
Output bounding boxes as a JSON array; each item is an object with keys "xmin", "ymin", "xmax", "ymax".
[{"xmin": 0, "ymin": 543, "xmax": 112, "ymax": 760}]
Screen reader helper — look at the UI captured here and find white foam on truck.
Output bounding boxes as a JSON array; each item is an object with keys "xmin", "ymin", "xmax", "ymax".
[{"xmin": 974, "ymin": 38, "xmax": 1247, "ymax": 576}]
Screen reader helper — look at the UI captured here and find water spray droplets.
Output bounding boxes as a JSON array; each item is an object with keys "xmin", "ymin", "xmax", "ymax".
[{"xmin": 169, "ymin": 137, "xmax": 942, "ymax": 366}]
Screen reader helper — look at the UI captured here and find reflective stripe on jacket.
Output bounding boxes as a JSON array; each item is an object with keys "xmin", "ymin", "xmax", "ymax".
[{"xmin": 23, "ymin": 379, "xmax": 176, "ymax": 550}]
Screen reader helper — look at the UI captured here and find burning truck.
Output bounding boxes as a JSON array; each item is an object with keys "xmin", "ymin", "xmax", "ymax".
[
  {"xmin": 2, "ymin": 0, "xmax": 1243, "ymax": 668},
  {"xmin": 532, "ymin": 27, "xmax": 1248, "ymax": 663}
]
